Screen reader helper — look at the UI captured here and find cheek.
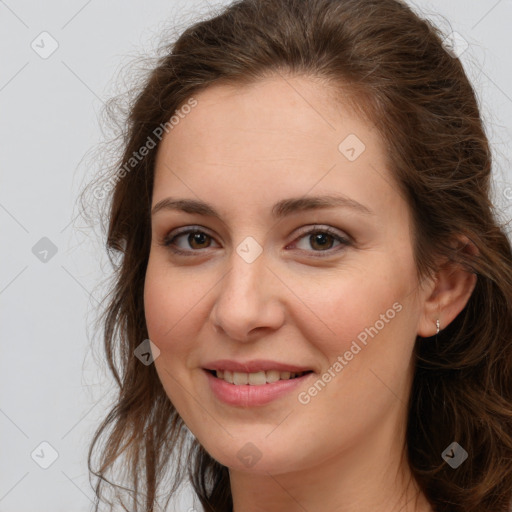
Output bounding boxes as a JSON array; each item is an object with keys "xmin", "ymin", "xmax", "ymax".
[
  {"xmin": 289, "ymin": 263, "xmax": 409, "ymax": 358},
  {"xmin": 143, "ymin": 260, "xmax": 200, "ymax": 408},
  {"xmin": 143, "ymin": 258, "xmax": 201, "ymax": 353},
  {"xmin": 143, "ymin": 275, "xmax": 172, "ymax": 343}
]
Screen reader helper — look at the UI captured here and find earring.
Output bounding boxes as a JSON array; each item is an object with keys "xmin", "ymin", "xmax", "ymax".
[{"xmin": 435, "ymin": 319, "xmax": 440, "ymax": 335}]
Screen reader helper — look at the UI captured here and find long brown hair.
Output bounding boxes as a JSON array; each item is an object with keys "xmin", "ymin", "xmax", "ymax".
[{"xmin": 80, "ymin": 0, "xmax": 512, "ymax": 510}]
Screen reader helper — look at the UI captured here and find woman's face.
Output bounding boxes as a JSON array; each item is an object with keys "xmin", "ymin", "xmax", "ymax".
[{"xmin": 144, "ymin": 75, "xmax": 431, "ymax": 474}]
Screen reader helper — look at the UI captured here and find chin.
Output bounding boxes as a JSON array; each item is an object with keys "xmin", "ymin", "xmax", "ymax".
[{"xmin": 199, "ymin": 435, "xmax": 311, "ymax": 475}]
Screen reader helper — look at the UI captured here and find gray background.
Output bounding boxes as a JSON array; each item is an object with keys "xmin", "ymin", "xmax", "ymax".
[{"xmin": 1, "ymin": 1, "xmax": 511, "ymax": 511}]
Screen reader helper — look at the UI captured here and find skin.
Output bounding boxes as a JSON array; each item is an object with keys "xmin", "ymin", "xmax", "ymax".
[{"xmin": 143, "ymin": 74, "xmax": 477, "ymax": 512}]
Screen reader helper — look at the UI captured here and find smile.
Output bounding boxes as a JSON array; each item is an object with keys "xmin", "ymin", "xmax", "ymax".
[
  {"xmin": 203, "ymin": 369, "xmax": 315, "ymax": 407},
  {"xmin": 208, "ymin": 369, "xmax": 312, "ymax": 385}
]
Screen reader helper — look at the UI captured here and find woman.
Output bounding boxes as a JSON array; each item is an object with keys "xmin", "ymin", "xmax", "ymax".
[{"xmin": 83, "ymin": 0, "xmax": 512, "ymax": 511}]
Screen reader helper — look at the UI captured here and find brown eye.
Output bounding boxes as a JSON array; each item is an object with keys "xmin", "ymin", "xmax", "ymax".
[
  {"xmin": 160, "ymin": 225, "xmax": 351, "ymax": 257},
  {"xmin": 186, "ymin": 232, "xmax": 212, "ymax": 249},
  {"xmin": 308, "ymin": 232, "xmax": 336, "ymax": 251},
  {"xmin": 161, "ymin": 228, "xmax": 219, "ymax": 254},
  {"xmin": 292, "ymin": 226, "xmax": 351, "ymax": 256}
]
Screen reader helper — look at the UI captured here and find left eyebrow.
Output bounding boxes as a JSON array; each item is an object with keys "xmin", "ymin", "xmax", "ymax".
[{"xmin": 151, "ymin": 193, "xmax": 374, "ymax": 219}]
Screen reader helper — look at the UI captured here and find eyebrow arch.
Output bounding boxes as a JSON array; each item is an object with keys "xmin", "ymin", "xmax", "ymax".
[{"xmin": 151, "ymin": 194, "xmax": 374, "ymax": 219}]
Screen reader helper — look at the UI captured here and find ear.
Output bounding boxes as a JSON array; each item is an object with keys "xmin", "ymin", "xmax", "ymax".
[{"xmin": 417, "ymin": 235, "xmax": 478, "ymax": 337}]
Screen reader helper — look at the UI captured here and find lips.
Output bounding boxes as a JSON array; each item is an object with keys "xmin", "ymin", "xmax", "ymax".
[
  {"xmin": 207, "ymin": 368, "xmax": 312, "ymax": 385},
  {"xmin": 203, "ymin": 367, "xmax": 315, "ymax": 406},
  {"xmin": 202, "ymin": 359, "xmax": 314, "ymax": 373}
]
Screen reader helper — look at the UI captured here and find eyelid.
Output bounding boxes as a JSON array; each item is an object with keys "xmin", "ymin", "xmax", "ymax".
[
  {"xmin": 159, "ymin": 225, "xmax": 219, "ymax": 253},
  {"xmin": 159, "ymin": 224, "xmax": 352, "ymax": 256},
  {"xmin": 287, "ymin": 225, "xmax": 351, "ymax": 256},
  {"xmin": 292, "ymin": 224, "xmax": 352, "ymax": 243}
]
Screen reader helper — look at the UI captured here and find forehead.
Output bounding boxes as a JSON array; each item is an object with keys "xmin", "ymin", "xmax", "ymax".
[
  {"xmin": 152, "ymin": 75, "xmax": 401, "ymax": 222},
  {"xmin": 158, "ymin": 75, "xmax": 372, "ymax": 161}
]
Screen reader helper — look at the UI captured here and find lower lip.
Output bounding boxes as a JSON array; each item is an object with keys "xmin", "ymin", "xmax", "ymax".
[{"xmin": 203, "ymin": 369, "xmax": 314, "ymax": 407}]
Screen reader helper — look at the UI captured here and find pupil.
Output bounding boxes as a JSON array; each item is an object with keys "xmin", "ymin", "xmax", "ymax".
[
  {"xmin": 190, "ymin": 232, "xmax": 208, "ymax": 248},
  {"xmin": 311, "ymin": 233, "xmax": 332, "ymax": 250}
]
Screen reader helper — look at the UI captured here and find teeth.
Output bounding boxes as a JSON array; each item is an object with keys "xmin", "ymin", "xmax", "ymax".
[
  {"xmin": 214, "ymin": 369, "xmax": 308, "ymax": 385},
  {"xmin": 233, "ymin": 372, "xmax": 248, "ymax": 385}
]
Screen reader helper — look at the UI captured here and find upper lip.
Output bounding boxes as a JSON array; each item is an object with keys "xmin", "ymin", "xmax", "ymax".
[{"xmin": 202, "ymin": 359, "xmax": 314, "ymax": 373}]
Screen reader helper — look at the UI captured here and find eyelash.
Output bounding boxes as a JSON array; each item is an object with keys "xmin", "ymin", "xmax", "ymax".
[{"xmin": 159, "ymin": 225, "xmax": 352, "ymax": 258}]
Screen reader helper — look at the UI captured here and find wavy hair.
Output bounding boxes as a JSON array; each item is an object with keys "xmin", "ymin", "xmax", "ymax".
[{"xmin": 81, "ymin": 0, "xmax": 512, "ymax": 510}]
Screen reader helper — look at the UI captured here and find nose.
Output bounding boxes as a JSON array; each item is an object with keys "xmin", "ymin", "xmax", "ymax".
[{"xmin": 209, "ymin": 247, "xmax": 285, "ymax": 342}]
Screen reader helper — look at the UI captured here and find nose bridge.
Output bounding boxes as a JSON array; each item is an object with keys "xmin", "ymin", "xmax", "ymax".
[
  {"xmin": 223, "ymin": 232, "xmax": 268, "ymax": 297},
  {"xmin": 219, "ymin": 243, "xmax": 268, "ymax": 313},
  {"xmin": 211, "ymin": 241, "xmax": 283, "ymax": 340}
]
